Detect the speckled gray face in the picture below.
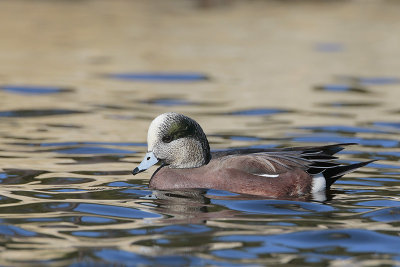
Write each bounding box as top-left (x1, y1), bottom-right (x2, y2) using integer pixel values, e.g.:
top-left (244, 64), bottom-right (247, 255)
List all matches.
top-left (132, 112), bottom-right (211, 174)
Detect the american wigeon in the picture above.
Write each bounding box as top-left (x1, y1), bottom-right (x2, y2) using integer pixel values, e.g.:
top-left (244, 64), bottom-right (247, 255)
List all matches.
top-left (132, 112), bottom-right (374, 198)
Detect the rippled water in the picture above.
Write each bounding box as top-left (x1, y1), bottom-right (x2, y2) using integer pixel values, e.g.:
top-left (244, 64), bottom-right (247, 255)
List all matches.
top-left (1, 1), bottom-right (400, 266)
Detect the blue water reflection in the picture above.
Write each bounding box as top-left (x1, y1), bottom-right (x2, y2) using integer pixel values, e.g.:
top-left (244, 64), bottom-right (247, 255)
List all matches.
top-left (107, 72), bottom-right (209, 82)
top-left (0, 85), bottom-right (72, 95)
top-left (358, 77), bottom-right (400, 85)
top-left (211, 199), bottom-right (335, 215)
top-left (355, 200), bottom-right (400, 207)
top-left (74, 203), bottom-right (161, 219)
top-left (314, 43), bottom-right (344, 52)
top-left (315, 84), bottom-right (368, 93)
top-left (0, 109), bottom-right (85, 117)
top-left (94, 249), bottom-right (153, 265)
top-left (218, 229), bottom-right (400, 257)
top-left (55, 146), bottom-right (135, 154)
top-left (362, 207), bottom-right (400, 222)
top-left (228, 108), bottom-right (290, 116)
top-left (373, 121), bottom-right (400, 129)
top-left (81, 216), bottom-right (116, 224)
top-left (152, 224), bottom-right (211, 235)
top-left (38, 142), bottom-right (146, 147)
top-left (140, 98), bottom-right (196, 106)
top-left (300, 125), bottom-right (387, 134)
top-left (0, 224), bottom-right (37, 237)
top-left (292, 134), bottom-right (399, 148)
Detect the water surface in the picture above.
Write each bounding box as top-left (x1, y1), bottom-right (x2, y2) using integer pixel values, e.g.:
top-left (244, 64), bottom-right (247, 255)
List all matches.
top-left (1, 1), bottom-right (400, 266)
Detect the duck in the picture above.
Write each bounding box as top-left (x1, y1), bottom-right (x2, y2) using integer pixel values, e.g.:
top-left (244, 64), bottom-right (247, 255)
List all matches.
top-left (132, 112), bottom-right (374, 198)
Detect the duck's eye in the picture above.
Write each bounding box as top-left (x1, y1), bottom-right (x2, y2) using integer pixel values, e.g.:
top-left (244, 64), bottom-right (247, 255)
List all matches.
top-left (162, 135), bottom-right (173, 143)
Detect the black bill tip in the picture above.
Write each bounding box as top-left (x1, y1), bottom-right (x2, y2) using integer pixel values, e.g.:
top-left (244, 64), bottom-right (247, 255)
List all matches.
top-left (132, 167), bottom-right (142, 175)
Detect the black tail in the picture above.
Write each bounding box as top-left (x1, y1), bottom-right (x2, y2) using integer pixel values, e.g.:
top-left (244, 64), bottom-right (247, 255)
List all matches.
top-left (296, 142), bottom-right (357, 156)
top-left (323, 160), bottom-right (376, 188)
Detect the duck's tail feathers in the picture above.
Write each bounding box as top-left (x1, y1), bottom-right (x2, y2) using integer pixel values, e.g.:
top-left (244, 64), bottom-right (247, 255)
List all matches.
top-left (323, 160), bottom-right (376, 188)
top-left (299, 143), bottom-right (357, 156)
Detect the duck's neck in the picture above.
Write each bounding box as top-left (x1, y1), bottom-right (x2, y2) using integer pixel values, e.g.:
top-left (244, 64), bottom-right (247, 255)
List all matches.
top-left (203, 139), bottom-right (211, 165)
top-left (169, 137), bottom-right (211, 169)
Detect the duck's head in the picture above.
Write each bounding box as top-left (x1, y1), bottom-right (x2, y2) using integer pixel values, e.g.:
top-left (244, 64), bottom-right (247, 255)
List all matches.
top-left (132, 112), bottom-right (211, 175)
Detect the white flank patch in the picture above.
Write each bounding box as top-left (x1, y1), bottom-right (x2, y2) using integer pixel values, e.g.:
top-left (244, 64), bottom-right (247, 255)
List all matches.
top-left (312, 190), bottom-right (327, 202)
top-left (311, 173), bottom-right (326, 193)
top-left (257, 173), bottom-right (279, 178)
